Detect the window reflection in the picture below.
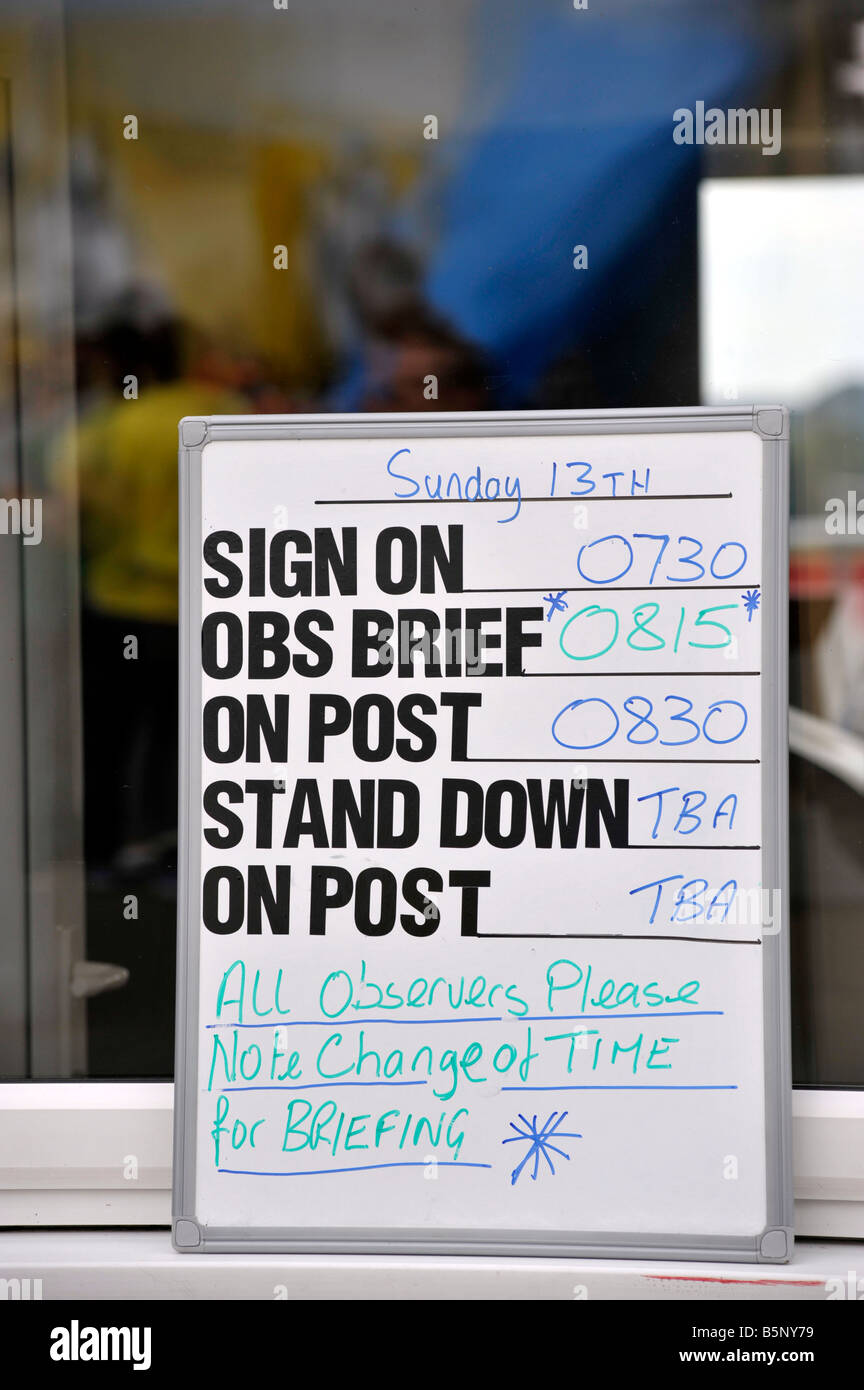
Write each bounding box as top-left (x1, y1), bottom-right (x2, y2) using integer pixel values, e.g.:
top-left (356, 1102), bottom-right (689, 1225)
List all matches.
top-left (1, 0), bottom-right (862, 1081)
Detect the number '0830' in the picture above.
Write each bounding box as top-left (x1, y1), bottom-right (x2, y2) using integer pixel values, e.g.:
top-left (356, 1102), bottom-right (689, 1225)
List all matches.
top-left (551, 695), bottom-right (749, 750)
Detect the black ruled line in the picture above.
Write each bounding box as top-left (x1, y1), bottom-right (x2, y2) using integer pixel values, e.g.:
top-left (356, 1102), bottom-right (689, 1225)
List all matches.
top-left (474, 932), bottom-right (762, 946)
top-left (521, 671), bottom-right (761, 677)
top-left (463, 757), bottom-right (760, 765)
top-left (624, 844), bottom-right (761, 851)
top-left (314, 493), bottom-right (734, 505)
top-left (459, 584), bottom-right (760, 592)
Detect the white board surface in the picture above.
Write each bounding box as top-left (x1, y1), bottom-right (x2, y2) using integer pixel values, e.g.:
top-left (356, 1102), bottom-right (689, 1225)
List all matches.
top-left (174, 409), bottom-right (792, 1260)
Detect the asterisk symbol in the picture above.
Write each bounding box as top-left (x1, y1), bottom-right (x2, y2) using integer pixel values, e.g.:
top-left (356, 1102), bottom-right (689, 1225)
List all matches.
top-left (502, 1111), bottom-right (581, 1185)
top-left (543, 590), bottom-right (569, 621)
top-left (741, 589), bottom-right (761, 622)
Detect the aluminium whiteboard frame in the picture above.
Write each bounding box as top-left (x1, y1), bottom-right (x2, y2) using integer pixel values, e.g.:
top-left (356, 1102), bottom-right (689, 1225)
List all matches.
top-left (173, 406), bottom-right (792, 1261)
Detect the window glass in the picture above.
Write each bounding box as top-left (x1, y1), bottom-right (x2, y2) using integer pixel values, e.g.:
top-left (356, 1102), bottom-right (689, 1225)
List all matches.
top-left (1, 0), bottom-right (861, 1084)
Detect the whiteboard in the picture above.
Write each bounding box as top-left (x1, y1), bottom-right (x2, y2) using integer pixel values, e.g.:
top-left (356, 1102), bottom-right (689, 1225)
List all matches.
top-left (173, 408), bottom-right (792, 1261)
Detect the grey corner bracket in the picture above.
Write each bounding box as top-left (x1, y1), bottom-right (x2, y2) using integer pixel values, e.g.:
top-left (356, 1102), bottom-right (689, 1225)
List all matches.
top-left (754, 407), bottom-right (788, 440)
top-left (759, 1227), bottom-right (793, 1262)
top-left (173, 1219), bottom-right (203, 1251)
top-left (180, 418), bottom-right (209, 448)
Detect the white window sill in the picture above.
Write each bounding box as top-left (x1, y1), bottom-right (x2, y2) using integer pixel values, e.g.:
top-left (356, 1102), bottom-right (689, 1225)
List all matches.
top-left (4, 1084), bottom-right (864, 1238)
top-left (0, 1231), bottom-right (861, 1300)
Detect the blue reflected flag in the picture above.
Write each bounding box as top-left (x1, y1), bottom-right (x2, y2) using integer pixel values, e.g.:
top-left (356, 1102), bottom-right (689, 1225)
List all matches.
top-left (417, 2), bottom-right (775, 398)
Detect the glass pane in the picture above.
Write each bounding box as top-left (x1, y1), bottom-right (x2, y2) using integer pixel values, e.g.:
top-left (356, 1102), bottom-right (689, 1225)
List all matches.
top-left (2, 0), bottom-right (863, 1083)
top-left (700, 174), bottom-right (864, 1086)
